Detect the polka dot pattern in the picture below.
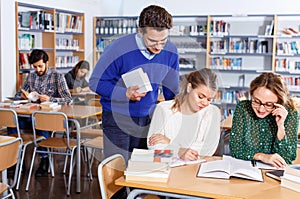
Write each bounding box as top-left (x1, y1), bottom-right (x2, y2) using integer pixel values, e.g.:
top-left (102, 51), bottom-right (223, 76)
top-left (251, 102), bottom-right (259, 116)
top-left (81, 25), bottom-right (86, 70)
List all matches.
top-left (229, 100), bottom-right (299, 164)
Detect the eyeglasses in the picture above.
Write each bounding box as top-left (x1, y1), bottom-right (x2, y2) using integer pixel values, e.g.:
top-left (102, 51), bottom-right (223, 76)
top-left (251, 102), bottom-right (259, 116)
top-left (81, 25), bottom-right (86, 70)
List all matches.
top-left (251, 98), bottom-right (276, 110)
top-left (144, 37), bottom-right (168, 48)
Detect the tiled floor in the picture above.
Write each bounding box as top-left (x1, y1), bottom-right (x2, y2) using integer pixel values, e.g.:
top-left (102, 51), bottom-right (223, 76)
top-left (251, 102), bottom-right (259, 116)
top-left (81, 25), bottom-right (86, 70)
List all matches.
top-left (7, 148), bottom-right (104, 199)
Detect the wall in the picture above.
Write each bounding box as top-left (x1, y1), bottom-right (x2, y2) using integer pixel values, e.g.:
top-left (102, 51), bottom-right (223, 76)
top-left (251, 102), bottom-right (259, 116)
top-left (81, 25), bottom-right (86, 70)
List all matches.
top-left (1, 0), bottom-right (300, 100)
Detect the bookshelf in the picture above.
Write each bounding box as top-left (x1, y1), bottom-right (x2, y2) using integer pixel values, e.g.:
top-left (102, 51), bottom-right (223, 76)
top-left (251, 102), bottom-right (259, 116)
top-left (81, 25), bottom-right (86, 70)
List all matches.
top-left (93, 16), bottom-right (138, 65)
top-left (15, 2), bottom-right (85, 91)
top-left (92, 14), bottom-right (300, 110)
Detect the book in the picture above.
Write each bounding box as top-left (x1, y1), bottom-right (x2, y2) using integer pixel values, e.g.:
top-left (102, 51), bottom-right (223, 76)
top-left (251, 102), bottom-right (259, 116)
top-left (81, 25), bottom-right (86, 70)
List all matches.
top-left (266, 170), bottom-right (284, 181)
top-left (40, 102), bottom-right (61, 110)
top-left (131, 148), bottom-right (174, 163)
top-left (197, 155), bottom-right (263, 182)
top-left (285, 164), bottom-right (300, 177)
top-left (19, 103), bottom-right (40, 110)
top-left (121, 68), bottom-right (153, 93)
top-left (170, 157), bottom-right (206, 168)
top-left (125, 160), bottom-right (170, 183)
top-left (281, 176), bottom-right (300, 192)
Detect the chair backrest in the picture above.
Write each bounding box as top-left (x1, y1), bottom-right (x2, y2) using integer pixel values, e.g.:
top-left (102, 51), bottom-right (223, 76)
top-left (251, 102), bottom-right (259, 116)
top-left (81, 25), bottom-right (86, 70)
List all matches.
top-left (0, 108), bottom-right (21, 138)
top-left (98, 154), bottom-right (126, 199)
top-left (0, 137), bottom-right (22, 172)
top-left (32, 111), bottom-right (71, 146)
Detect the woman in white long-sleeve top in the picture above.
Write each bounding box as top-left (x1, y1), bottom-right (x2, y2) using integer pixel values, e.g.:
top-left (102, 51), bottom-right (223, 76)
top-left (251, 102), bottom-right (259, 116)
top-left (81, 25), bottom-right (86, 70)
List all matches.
top-left (147, 68), bottom-right (221, 161)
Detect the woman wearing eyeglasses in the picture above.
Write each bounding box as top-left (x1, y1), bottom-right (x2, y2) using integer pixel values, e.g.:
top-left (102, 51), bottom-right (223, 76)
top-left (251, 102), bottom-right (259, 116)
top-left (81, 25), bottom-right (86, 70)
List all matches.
top-left (229, 72), bottom-right (299, 168)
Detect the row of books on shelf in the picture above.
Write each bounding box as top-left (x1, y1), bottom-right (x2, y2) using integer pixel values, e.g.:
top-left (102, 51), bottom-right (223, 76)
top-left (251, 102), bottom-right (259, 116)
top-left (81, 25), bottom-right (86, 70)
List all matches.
top-left (213, 90), bottom-right (249, 104)
top-left (210, 40), bottom-right (269, 54)
top-left (275, 59), bottom-right (300, 73)
top-left (95, 18), bottom-right (137, 35)
top-left (210, 57), bottom-right (242, 70)
top-left (19, 53), bottom-right (30, 69)
top-left (56, 38), bottom-right (80, 50)
top-left (18, 34), bottom-right (34, 50)
top-left (18, 11), bottom-right (53, 31)
top-left (284, 76), bottom-right (300, 87)
top-left (170, 24), bottom-right (207, 36)
top-left (56, 13), bottom-right (83, 33)
top-left (56, 56), bottom-right (79, 68)
top-left (277, 41), bottom-right (300, 56)
top-left (209, 20), bottom-right (230, 36)
top-left (228, 39), bottom-right (268, 54)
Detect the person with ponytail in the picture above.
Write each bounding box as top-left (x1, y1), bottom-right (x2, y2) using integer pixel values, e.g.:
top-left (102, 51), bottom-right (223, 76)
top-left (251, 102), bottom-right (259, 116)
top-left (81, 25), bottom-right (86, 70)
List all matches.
top-left (147, 68), bottom-right (221, 161)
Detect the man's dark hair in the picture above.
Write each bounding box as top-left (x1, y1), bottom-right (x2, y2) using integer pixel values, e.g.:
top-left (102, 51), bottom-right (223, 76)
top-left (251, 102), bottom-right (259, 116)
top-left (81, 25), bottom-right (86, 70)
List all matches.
top-left (28, 49), bottom-right (49, 64)
top-left (138, 5), bottom-right (173, 31)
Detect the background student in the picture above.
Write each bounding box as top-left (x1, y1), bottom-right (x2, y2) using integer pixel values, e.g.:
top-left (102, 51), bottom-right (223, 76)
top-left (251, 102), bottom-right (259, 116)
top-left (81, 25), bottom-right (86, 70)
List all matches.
top-left (147, 68), bottom-right (221, 161)
top-left (89, 5), bottom-right (180, 162)
top-left (10, 49), bottom-right (72, 176)
top-left (65, 60), bottom-right (91, 93)
top-left (229, 72), bottom-right (299, 168)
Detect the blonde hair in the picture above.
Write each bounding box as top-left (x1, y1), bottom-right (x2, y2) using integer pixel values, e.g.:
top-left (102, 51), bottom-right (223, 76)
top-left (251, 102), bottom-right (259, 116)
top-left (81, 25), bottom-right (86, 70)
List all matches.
top-left (250, 72), bottom-right (295, 110)
top-left (172, 68), bottom-right (218, 111)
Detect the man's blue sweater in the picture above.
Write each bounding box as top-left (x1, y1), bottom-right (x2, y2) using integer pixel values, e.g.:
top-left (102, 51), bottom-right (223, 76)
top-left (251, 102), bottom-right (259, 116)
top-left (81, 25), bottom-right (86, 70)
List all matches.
top-left (89, 33), bottom-right (179, 117)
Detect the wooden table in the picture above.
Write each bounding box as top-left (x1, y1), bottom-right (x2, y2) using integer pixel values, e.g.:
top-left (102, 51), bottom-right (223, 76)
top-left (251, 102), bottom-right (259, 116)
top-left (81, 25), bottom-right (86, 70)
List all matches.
top-left (0, 135), bottom-right (17, 195)
top-left (12, 105), bottom-right (102, 193)
top-left (115, 156), bottom-right (300, 199)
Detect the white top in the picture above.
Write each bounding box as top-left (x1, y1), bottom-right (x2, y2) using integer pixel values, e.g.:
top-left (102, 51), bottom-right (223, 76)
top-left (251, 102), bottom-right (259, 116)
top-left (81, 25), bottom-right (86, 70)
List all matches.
top-left (147, 100), bottom-right (221, 156)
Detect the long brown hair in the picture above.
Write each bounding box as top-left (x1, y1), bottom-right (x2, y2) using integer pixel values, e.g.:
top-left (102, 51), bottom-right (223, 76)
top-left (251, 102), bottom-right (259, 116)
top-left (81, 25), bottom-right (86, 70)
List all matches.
top-left (250, 72), bottom-right (295, 110)
top-left (172, 68), bottom-right (218, 111)
top-left (73, 60), bottom-right (90, 77)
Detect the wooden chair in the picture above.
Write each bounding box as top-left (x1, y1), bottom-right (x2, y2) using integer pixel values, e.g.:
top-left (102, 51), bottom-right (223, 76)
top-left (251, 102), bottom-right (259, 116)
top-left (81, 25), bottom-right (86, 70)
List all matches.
top-left (25, 111), bottom-right (77, 196)
top-left (0, 137), bottom-right (22, 199)
top-left (83, 135), bottom-right (103, 180)
top-left (0, 108), bottom-right (45, 190)
top-left (98, 154), bottom-right (189, 199)
top-left (98, 154), bottom-right (128, 199)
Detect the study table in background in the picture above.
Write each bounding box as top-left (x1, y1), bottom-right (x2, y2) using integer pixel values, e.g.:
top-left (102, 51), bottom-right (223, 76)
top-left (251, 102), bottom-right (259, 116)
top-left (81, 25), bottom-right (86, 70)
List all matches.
top-left (115, 156), bottom-right (300, 199)
top-left (10, 105), bottom-right (102, 193)
top-left (0, 135), bottom-right (17, 189)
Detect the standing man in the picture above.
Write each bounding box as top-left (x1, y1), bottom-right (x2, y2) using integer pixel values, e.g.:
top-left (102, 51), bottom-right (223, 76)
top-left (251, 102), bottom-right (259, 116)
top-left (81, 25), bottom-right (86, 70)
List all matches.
top-left (11, 49), bottom-right (72, 176)
top-left (89, 5), bottom-right (179, 162)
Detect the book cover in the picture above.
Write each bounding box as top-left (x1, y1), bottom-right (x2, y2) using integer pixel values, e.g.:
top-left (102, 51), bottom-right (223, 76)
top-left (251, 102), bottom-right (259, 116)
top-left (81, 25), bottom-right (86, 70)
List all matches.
top-left (281, 177), bottom-right (300, 193)
top-left (197, 156), bottom-right (263, 182)
top-left (285, 164), bottom-right (300, 177)
top-left (131, 148), bottom-right (174, 163)
top-left (121, 68), bottom-right (153, 93)
top-left (266, 170), bottom-right (284, 181)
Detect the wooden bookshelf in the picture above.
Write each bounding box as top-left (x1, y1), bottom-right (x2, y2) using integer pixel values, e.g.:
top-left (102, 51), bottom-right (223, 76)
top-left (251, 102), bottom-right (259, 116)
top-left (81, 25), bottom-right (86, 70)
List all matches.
top-left (15, 2), bottom-right (85, 91)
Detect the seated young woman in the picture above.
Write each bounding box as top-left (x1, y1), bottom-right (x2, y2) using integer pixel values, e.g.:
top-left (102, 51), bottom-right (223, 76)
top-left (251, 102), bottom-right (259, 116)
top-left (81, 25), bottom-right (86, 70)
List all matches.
top-left (147, 68), bottom-right (221, 161)
top-left (229, 72), bottom-right (299, 168)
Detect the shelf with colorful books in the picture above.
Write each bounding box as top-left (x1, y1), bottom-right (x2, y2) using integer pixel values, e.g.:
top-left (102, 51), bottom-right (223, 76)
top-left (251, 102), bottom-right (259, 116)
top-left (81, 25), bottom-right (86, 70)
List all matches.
top-left (15, 2), bottom-right (85, 91)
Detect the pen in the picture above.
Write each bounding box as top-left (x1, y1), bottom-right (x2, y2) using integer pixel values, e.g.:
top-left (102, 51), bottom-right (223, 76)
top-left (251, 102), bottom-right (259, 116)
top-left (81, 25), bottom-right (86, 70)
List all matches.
top-left (251, 160), bottom-right (257, 167)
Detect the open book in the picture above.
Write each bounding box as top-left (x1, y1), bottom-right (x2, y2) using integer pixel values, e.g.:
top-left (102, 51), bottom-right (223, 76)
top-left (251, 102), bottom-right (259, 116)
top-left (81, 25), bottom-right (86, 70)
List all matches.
top-left (197, 155), bottom-right (263, 182)
top-left (121, 68), bottom-right (153, 93)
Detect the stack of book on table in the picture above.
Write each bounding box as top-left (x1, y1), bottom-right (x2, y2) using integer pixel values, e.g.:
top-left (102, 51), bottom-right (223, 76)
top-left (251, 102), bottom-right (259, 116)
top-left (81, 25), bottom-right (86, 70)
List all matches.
top-left (39, 102), bottom-right (61, 111)
top-left (281, 164), bottom-right (300, 192)
top-left (124, 148), bottom-right (173, 183)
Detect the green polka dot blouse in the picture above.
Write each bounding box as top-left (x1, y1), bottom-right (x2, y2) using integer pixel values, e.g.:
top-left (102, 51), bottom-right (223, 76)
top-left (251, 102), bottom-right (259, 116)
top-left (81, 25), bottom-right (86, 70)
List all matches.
top-left (229, 100), bottom-right (299, 164)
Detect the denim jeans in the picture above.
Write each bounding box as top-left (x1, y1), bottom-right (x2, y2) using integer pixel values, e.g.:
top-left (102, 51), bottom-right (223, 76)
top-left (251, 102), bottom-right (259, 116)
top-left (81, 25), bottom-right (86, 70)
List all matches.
top-left (102, 111), bottom-right (151, 163)
top-left (7, 116), bottom-right (50, 157)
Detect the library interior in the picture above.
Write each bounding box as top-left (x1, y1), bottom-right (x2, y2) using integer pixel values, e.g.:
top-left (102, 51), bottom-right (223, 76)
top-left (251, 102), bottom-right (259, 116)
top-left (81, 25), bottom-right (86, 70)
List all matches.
top-left (1, 0), bottom-right (300, 198)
